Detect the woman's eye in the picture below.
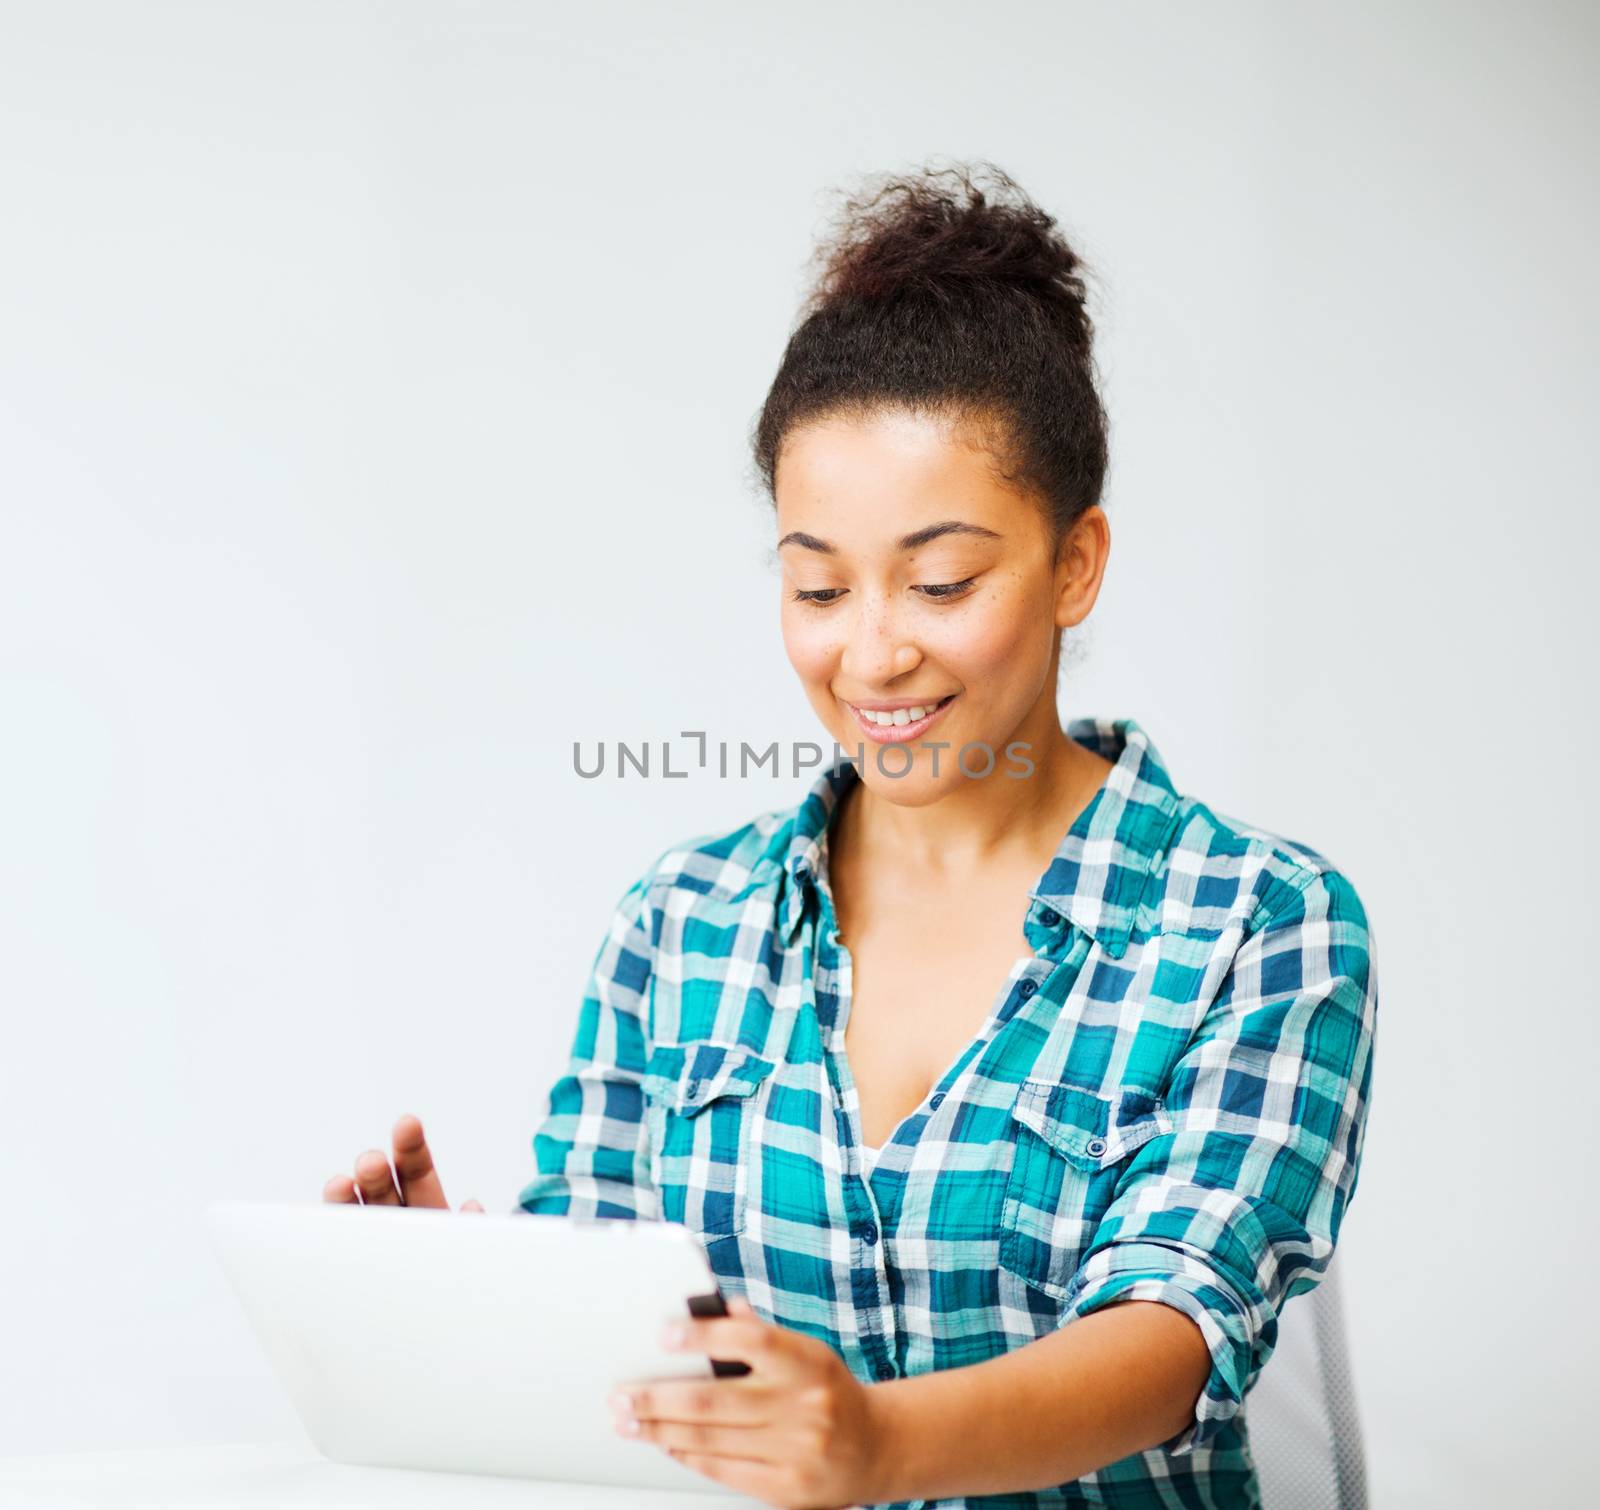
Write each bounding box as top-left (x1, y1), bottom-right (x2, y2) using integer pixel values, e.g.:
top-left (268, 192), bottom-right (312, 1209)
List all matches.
top-left (915, 577), bottom-right (977, 601)
top-left (791, 587), bottom-right (846, 605)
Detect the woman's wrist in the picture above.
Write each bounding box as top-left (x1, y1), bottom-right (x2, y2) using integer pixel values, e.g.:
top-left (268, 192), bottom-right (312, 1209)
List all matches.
top-left (861, 1376), bottom-right (917, 1506)
top-left (864, 1375), bottom-right (934, 1503)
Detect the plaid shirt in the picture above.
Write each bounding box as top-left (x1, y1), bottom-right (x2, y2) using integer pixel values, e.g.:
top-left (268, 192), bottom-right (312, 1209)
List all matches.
top-left (518, 717), bottom-right (1378, 1510)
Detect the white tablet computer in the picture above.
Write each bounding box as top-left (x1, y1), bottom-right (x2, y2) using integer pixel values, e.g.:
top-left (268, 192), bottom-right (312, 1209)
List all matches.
top-left (207, 1201), bottom-right (756, 1498)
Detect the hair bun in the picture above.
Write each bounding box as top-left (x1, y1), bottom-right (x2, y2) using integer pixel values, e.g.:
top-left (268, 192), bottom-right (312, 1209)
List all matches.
top-left (807, 160), bottom-right (1090, 327)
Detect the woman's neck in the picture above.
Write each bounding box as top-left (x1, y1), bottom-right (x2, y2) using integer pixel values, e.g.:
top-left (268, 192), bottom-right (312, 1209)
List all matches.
top-left (832, 718), bottom-right (1115, 884)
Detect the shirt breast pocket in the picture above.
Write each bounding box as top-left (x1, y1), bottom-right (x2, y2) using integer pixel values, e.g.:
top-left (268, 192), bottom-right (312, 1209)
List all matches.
top-left (643, 1040), bottom-right (777, 1240)
top-left (998, 1080), bottom-right (1173, 1300)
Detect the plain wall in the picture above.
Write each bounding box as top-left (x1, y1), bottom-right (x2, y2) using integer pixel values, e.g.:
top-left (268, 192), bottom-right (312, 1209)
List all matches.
top-left (2, 3), bottom-right (1595, 1504)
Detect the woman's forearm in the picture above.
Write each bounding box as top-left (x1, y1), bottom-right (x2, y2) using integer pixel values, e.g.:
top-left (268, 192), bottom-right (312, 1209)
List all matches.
top-left (863, 1298), bottom-right (1212, 1504)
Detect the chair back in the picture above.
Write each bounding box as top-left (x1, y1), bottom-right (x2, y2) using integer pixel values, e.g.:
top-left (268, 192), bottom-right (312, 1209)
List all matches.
top-left (1248, 1249), bottom-right (1369, 1509)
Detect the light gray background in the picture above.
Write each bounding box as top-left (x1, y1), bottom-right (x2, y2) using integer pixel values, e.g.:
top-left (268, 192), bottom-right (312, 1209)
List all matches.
top-left (2, 3), bottom-right (1595, 1504)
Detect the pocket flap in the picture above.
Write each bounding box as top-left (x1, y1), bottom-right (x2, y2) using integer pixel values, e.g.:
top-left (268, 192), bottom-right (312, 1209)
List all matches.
top-left (1011, 1082), bottom-right (1112, 1169)
top-left (644, 1041), bottom-right (777, 1117)
top-left (1011, 1081), bottom-right (1172, 1169)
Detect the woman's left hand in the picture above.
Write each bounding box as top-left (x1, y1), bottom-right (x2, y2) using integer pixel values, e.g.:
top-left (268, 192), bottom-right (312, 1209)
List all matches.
top-left (609, 1297), bottom-right (891, 1508)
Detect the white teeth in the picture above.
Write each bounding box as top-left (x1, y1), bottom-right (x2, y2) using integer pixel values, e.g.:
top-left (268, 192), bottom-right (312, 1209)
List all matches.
top-left (857, 699), bottom-right (945, 726)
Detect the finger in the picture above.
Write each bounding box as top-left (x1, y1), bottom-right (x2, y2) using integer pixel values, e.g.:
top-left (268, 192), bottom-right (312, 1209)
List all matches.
top-left (624, 1418), bottom-right (776, 1461)
top-left (322, 1175), bottom-right (358, 1204)
top-left (612, 1379), bottom-right (772, 1428)
top-left (354, 1148), bottom-right (403, 1206)
top-left (390, 1115), bottom-right (448, 1209)
top-left (661, 1445), bottom-right (791, 1503)
top-left (724, 1297), bottom-right (757, 1318)
top-left (662, 1316), bottom-right (782, 1372)
top-left (459, 1198), bottom-right (484, 1213)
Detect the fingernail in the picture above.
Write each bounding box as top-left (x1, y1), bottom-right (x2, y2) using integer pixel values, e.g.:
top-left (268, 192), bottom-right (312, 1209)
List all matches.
top-left (608, 1391), bottom-right (633, 1412)
top-left (659, 1324), bottom-right (686, 1349)
top-left (613, 1415), bottom-right (639, 1437)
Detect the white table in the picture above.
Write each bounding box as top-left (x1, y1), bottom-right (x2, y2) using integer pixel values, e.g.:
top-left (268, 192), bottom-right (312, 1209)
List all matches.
top-left (0, 1441), bottom-right (770, 1509)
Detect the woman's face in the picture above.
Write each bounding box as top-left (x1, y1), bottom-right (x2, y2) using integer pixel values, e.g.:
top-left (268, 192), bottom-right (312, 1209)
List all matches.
top-left (774, 405), bottom-right (1108, 806)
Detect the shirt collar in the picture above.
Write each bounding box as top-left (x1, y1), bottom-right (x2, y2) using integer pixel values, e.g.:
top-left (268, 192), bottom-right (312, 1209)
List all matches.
top-left (774, 760), bottom-right (854, 943)
top-left (776, 718), bottom-right (1183, 958)
top-left (1028, 716), bottom-right (1185, 959)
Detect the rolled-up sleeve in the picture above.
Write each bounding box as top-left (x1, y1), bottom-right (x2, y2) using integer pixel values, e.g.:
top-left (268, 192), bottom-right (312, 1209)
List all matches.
top-left (1058, 864), bottom-right (1378, 1455)
top-left (516, 864), bottom-right (662, 1221)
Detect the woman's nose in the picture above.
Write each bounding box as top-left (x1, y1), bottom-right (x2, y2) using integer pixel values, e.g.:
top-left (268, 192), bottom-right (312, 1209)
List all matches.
top-left (840, 605), bottom-right (921, 687)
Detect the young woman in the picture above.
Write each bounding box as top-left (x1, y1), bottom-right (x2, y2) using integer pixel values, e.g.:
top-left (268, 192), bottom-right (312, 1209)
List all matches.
top-left (324, 162), bottom-right (1378, 1510)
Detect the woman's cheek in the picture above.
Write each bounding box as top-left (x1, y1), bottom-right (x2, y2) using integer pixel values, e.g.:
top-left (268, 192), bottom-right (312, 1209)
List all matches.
top-left (780, 611), bottom-right (839, 695)
top-left (931, 603), bottom-right (1030, 685)
top-left (930, 602), bottom-right (1049, 730)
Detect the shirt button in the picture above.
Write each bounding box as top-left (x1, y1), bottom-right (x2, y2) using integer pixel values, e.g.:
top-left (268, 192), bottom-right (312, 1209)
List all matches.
top-left (1086, 1136), bottom-right (1107, 1157)
top-left (685, 1080), bottom-right (701, 1099)
top-left (1017, 978), bottom-right (1037, 999)
top-left (1038, 907), bottom-right (1060, 927)
top-left (875, 1362), bottom-right (895, 1381)
top-left (857, 1222), bottom-right (878, 1246)
top-left (929, 1092), bottom-right (945, 1110)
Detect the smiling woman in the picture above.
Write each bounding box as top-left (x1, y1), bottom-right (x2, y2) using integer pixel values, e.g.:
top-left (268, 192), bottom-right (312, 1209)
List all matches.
top-left (326, 160), bottom-right (1378, 1510)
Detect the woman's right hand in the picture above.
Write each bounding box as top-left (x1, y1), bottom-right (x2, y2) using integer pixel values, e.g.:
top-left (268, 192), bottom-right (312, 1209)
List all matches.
top-left (322, 1114), bottom-right (484, 1212)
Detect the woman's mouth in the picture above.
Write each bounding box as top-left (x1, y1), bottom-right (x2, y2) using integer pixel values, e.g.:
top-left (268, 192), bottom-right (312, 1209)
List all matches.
top-left (843, 693), bottom-right (959, 744)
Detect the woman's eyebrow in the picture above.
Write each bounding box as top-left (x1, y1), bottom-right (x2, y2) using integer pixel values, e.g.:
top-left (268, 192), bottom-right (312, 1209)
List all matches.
top-left (776, 520), bottom-right (1003, 554)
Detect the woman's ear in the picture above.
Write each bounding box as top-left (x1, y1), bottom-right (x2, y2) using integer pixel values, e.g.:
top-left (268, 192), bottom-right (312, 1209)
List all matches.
top-left (1054, 505), bottom-right (1111, 630)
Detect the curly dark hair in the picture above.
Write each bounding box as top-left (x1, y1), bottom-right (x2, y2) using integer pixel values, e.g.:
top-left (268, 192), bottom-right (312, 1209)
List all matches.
top-left (750, 159), bottom-right (1110, 550)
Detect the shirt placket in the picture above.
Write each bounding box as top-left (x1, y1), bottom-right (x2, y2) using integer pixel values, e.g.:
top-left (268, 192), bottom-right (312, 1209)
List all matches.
top-left (808, 883), bottom-right (902, 1386)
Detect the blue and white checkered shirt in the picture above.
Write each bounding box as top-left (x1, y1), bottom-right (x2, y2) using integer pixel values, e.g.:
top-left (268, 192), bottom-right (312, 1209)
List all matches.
top-left (519, 716), bottom-right (1378, 1509)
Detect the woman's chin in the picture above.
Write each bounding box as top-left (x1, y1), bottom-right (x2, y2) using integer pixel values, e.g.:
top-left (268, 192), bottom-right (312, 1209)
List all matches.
top-left (843, 744), bottom-right (974, 800)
